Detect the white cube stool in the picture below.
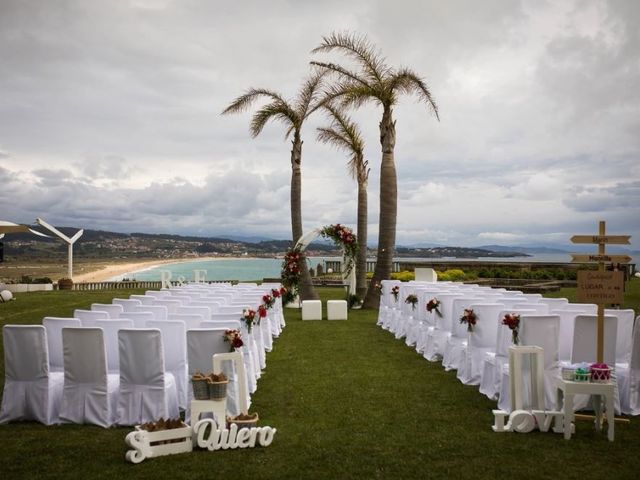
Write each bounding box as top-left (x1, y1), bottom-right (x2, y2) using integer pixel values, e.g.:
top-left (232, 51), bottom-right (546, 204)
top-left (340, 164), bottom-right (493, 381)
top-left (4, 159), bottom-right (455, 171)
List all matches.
top-left (302, 300), bottom-right (322, 320)
top-left (327, 300), bottom-right (348, 320)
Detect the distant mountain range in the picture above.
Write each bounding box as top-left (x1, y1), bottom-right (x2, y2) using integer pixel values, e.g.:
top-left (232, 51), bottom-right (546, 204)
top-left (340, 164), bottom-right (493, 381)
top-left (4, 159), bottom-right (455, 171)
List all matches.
top-left (1, 227), bottom-right (536, 260)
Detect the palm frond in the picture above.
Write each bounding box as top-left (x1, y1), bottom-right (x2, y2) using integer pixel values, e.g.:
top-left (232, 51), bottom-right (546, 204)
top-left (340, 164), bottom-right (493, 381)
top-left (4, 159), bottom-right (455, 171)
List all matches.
top-left (311, 31), bottom-right (389, 84)
top-left (296, 69), bottom-right (328, 120)
top-left (250, 103), bottom-right (298, 138)
top-left (316, 127), bottom-right (353, 153)
top-left (389, 68), bottom-right (439, 120)
top-left (310, 61), bottom-right (370, 88)
top-left (322, 103), bottom-right (364, 155)
top-left (222, 88), bottom-right (290, 115)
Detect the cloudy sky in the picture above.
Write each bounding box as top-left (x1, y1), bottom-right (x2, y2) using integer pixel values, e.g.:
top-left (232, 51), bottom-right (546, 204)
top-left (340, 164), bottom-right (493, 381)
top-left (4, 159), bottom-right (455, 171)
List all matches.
top-left (1, 0), bottom-right (638, 248)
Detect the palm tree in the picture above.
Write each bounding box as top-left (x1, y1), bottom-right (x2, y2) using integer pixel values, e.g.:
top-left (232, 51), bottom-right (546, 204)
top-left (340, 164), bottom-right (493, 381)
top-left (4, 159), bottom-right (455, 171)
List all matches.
top-left (222, 71), bottom-right (326, 301)
top-left (317, 104), bottom-right (369, 300)
top-left (311, 32), bottom-right (439, 308)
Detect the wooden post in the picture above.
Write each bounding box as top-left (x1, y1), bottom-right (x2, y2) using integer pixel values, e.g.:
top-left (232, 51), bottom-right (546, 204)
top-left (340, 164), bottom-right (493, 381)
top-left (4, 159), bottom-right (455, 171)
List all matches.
top-left (571, 221), bottom-right (631, 364)
top-left (596, 221), bottom-right (605, 363)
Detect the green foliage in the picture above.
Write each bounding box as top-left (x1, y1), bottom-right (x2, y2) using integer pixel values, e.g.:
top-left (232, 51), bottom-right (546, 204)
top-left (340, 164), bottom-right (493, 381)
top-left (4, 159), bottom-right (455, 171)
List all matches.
top-left (391, 270), bottom-right (414, 281)
top-left (475, 267), bottom-right (579, 281)
top-left (17, 276), bottom-right (53, 284)
top-left (436, 269), bottom-right (466, 281)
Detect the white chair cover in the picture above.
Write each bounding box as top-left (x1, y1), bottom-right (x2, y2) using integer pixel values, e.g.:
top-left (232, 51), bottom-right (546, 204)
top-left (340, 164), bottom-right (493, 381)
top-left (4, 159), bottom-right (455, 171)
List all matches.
top-left (186, 329), bottom-right (242, 419)
top-left (42, 317), bottom-right (81, 372)
top-left (151, 299), bottom-right (183, 314)
top-left (423, 293), bottom-right (465, 361)
top-left (122, 311), bottom-right (155, 328)
top-left (539, 298), bottom-right (569, 309)
top-left (129, 294), bottom-right (155, 305)
top-left (498, 315), bottom-right (560, 412)
top-left (176, 305), bottom-right (212, 320)
top-left (551, 309), bottom-right (593, 361)
top-left (622, 317), bottom-right (640, 415)
top-left (0, 325), bottom-right (63, 425)
top-left (112, 298), bottom-right (143, 312)
top-left (146, 320), bottom-right (188, 409)
top-left (134, 304), bottom-right (168, 320)
top-left (442, 297), bottom-right (484, 371)
top-left (91, 319), bottom-right (135, 373)
top-left (457, 303), bottom-right (505, 385)
top-left (91, 303), bottom-right (123, 319)
top-left (609, 310), bottom-right (637, 415)
top-left (479, 309), bottom-right (538, 400)
top-left (168, 313), bottom-right (204, 330)
top-left (116, 329), bottom-right (179, 425)
top-left (60, 327), bottom-right (119, 427)
top-left (511, 303), bottom-right (549, 314)
top-left (74, 309), bottom-right (109, 323)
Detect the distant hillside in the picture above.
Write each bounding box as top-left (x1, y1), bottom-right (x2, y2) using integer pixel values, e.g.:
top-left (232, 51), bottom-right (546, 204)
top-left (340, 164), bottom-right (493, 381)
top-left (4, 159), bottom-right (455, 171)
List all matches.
top-left (478, 244), bottom-right (569, 254)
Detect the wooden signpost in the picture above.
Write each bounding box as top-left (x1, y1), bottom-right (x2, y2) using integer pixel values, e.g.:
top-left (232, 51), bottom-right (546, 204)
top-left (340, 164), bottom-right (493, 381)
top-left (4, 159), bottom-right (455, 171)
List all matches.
top-left (571, 221), bottom-right (631, 363)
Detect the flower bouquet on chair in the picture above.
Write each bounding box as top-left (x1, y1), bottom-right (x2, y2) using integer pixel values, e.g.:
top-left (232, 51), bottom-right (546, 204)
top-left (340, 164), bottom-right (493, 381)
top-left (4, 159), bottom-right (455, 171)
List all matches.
top-left (460, 309), bottom-right (477, 332)
top-left (426, 298), bottom-right (442, 317)
top-left (405, 294), bottom-right (418, 311)
top-left (391, 286), bottom-right (400, 302)
top-left (501, 313), bottom-right (520, 345)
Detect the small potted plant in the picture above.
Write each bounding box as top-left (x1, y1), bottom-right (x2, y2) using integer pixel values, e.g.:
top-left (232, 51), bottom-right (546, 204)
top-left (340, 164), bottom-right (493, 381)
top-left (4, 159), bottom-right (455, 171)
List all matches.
top-left (58, 278), bottom-right (73, 290)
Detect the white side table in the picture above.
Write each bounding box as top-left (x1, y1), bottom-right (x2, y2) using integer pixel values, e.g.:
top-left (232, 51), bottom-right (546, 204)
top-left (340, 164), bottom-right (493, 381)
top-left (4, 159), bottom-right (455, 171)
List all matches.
top-left (555, 378), bottom-right (615, 441)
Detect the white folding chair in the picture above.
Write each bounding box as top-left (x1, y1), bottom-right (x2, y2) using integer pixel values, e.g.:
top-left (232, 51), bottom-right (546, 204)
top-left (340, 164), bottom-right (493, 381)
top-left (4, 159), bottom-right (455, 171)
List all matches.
top-left (91, 319), bottom-right (135, 373)
top-left (129, 294), bottom-right (155, 305)
top-left (42, 317), bottom-right (81, 372)
top-left (511, 303), bottom-right (548, 314)
top-left (60, 327), bottom-right (119, 427)
top-left (116, 329), bottom-right (179, 426)
top-left (539, 297), bottom-right (569, 310)
top-left (134, 304), bottom-right (168, 320)
top-left (0, 325), bottom-right (63, 425)
top-left (146, 320), bottom-right (188, 409)
top-left (551, 309), bottom-right (593, 362)
top-left (74, 309), bottom-right (109, 324)
top-left (608, 310), bottom-right (637, 414)
top-left (622, 317), bottom-right (640, 415)
top-left (422, 293), bottom-right (465, 361)
top-left (91, 303), bottom-right (123, 319)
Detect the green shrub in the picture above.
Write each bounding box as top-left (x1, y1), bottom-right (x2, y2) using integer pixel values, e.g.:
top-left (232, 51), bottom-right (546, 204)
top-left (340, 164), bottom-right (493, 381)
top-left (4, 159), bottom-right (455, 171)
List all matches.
top-left (391, 271), bottom-right (415, 281)
top-left (437, 269), bottom-right (466, 281)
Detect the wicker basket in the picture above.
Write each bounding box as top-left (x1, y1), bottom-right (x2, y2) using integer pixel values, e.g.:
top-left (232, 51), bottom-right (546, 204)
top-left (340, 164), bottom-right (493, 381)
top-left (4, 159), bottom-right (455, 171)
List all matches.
top-left (574, 370), bottom-right (591, 382)
top-left (207, 379), bottom-right (228, 400)
top-left (192, 378), bottom-right (209, 400)
top-left (591, 367), bottom-right (612, 383)
top-left (227, 413), bottom-right (259, 430)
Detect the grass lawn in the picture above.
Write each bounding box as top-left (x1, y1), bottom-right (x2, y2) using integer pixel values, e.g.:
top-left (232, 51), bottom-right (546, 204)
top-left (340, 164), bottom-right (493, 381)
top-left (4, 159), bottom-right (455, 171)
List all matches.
top-left (0, 283), bottom-right (639, 479)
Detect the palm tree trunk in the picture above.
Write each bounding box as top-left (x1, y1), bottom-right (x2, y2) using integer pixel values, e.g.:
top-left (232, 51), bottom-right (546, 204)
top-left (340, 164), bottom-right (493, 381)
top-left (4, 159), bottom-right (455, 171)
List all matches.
top-left (363, 107), bottom-right (396, 309)
top-left (290, 132), bottom-right (318, 301)
top-left (355, 174), bottom-right (368, 300)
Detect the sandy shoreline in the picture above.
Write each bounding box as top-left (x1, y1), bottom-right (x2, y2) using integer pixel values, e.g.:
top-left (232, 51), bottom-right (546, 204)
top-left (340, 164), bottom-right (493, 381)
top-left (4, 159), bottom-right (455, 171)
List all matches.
top-left (73, 256), bottom-right (237, 283)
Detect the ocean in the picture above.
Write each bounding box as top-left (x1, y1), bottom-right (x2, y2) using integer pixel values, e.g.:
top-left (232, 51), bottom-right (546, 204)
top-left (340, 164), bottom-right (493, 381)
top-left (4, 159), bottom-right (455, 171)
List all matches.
top-left (111, 253), bottom-right (639, 282)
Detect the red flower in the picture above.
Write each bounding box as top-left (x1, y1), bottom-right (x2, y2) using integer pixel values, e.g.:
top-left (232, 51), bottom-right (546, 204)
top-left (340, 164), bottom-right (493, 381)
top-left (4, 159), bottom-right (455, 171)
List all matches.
top-left (258, 305), bottom-right (268, 318)
top-left (271, 288), bottom-right (281, 298)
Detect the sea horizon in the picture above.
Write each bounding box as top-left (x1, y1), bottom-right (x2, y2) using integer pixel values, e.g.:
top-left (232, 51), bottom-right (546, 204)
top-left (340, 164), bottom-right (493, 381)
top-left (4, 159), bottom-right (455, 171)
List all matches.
top-left (109, 252), bottom-right (640, 282)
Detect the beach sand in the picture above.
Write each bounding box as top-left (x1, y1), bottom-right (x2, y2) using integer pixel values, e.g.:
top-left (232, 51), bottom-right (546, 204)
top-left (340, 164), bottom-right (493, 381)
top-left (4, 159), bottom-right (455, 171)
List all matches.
top-left (72, 256), bottom-right (239, 283)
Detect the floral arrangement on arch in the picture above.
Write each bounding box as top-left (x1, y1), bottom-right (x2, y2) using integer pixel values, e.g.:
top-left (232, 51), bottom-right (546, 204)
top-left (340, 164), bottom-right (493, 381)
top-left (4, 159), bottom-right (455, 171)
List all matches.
top-left (320, 224), bottom-right (358, 276)
top-left (405, 294), bottom-right (418, 310)
top-left (426, 298), bottom-right (442, 317)
top-left (460, 308), bottom-right (477, 332)
top-left (502, 313), bottom-right (520, 345)
top-left (223, 329), bottom-right (244, 352)
top-left (391, 285), bottom-right (400, 302)
top-left (280, 247), bottom-right (302, 305)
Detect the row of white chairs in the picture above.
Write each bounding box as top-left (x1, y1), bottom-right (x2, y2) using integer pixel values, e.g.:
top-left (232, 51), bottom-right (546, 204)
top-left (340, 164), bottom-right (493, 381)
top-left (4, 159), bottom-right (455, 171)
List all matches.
top-left (378, 280), bottom-right (640, 416)
top-left (0, 283), bottom-right (286, 427)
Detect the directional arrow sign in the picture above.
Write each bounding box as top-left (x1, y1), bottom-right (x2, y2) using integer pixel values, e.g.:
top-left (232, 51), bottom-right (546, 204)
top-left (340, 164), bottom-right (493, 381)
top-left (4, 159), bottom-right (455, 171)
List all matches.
top-left (571, 235), bottom-right (631, 245)
top-left (571, 254), bottom-right (632, 263)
